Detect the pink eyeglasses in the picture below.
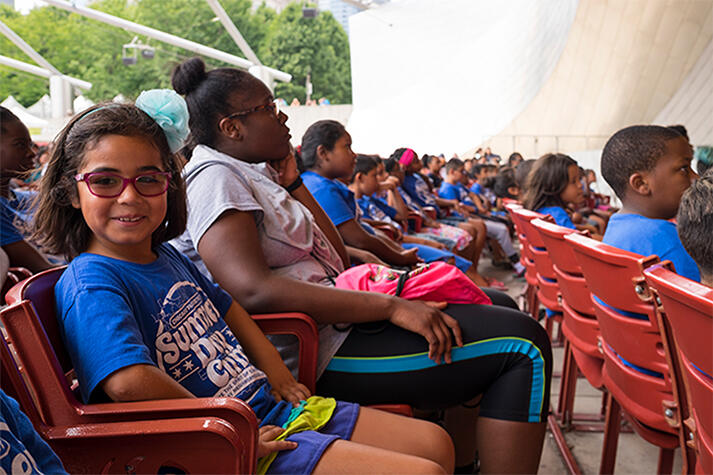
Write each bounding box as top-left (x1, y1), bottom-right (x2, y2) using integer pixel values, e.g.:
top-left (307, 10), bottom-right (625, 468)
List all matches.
top-left (74, 171), bottom-right (172, 198)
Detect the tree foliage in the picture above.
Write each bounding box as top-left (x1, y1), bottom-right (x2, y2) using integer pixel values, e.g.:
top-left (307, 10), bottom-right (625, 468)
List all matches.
top-left (260, 3), bottom-right (351, 104)
top-left (0, 0), bottom-right (350, 107)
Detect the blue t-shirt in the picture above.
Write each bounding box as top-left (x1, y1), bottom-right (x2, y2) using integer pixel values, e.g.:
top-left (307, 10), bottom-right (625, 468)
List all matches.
top-left (301, 171), bottom-right (356, 226)
top-left (536, 206), bottom-right (575, 230)
top-left (357, 195), bottom-right (401, 230)
top-left (469, 182), bottom-right (483, 195)
top-left (0, 389), bottom-right (66, 474)
top-left (402, 174), bottom-right (439, 209)
top-left (55, 243), bottom-right (290, 426)
top-left (0, 190), bottom-right (35, 246)
top-left (603, 213), bottom-right (700, 282)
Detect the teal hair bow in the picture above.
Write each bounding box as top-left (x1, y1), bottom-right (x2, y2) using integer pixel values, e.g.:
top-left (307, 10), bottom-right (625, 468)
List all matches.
top-left (136, 89), bottom-right (189, 154)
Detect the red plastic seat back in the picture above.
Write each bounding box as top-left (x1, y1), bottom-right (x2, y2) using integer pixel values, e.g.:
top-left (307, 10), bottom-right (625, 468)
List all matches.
top-left (644, 264), bottom-right (713, 472)
top-left (565, 233), bottom-right (675, 434)
top-left (532, 219), bottom-right (594, 316)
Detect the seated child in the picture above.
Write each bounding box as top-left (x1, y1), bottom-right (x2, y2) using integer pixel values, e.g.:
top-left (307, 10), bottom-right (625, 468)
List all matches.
top-left (0, 107), bottom-right (52, 272)
top-left (0, 389), bottom-right (67, 474)
top-left (440, 159), bottom-right (525, 276)
top-left (348, 154), bottom-right (488, 284)
top-left (300, 123), bottom-right (488, 286)
top-left (676, 169), bottom-right (713, 287)
top-left (600, 125), bottom-right (699, 282)
top-left (34, 93), bottom-right (454, 475)
top-left (522, 153), bottom-right (584, 231)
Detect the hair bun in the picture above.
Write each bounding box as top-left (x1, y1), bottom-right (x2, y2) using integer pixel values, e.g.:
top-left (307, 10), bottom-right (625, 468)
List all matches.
top-left (172, 57), bottom-right (207, 96)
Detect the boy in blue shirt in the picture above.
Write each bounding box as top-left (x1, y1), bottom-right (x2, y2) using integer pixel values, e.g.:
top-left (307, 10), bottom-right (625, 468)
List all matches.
top-left (676, 169), bottom-right (713, 287)
top-left (439, 159), bottom-right (525, 275)
top-left (600, 125), bottom-right (700, 282)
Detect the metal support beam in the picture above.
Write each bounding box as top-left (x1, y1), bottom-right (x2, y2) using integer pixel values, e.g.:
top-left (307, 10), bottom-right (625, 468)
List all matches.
top-left (205, 0), bottom-right (261, 66)
top-left (43, 0), bottom-right (291, 83)
top-left (0, 20), bottom-right (61, 75)
top-left (0, 55), bottom-right (92, 90)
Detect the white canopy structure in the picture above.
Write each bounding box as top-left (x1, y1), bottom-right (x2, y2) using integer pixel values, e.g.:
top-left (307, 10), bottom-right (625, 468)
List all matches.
top-left (1, 95), bottom-right (49, 130)
top-left (347, 0), bottom-right (579, 156)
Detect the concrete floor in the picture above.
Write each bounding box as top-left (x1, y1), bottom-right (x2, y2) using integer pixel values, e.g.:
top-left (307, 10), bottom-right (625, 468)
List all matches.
top-left (480, 256), bottom-right (683, 475)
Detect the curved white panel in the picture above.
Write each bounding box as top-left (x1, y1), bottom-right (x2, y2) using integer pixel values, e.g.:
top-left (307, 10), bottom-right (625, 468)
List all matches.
top-left (654, 38), bottom-right (713, 146)
top-left (347, 0), bottom-right (579, 155)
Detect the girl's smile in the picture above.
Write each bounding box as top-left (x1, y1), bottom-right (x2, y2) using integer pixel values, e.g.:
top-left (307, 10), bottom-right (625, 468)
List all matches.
top-left (73, 134), bottom-right (168, 263)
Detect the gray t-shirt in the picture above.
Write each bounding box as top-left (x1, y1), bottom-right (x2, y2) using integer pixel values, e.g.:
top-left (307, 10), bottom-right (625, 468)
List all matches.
top-left (170, 145), bottom-right (350, 378)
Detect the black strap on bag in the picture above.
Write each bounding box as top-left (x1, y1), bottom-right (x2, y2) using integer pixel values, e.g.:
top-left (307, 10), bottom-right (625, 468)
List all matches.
top-left (334, 268), bottom-right (412, 335)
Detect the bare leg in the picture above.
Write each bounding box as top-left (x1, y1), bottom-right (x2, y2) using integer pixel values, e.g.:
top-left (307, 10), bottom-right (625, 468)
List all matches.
top-left (314, 407), bottom-right (454, 474)
top-left (349, 407), bottom-right (455, 472)
top-left (313, 440), bottom-right (446, 474)
top-left (476, 417), bottom-right (546, 474)
top-left (443, 399), bottom-right (480, 467)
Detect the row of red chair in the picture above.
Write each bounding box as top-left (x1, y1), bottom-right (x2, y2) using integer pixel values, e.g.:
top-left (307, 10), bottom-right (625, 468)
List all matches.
top-left (506, 205), bottom-right (713, 474)
top-left (0, 267), bottom-right (412, 473)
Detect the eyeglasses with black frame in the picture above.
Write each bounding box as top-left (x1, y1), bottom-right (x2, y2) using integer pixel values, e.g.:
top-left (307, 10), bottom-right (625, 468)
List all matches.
top-left (75, 171), bottom-right (172, 198)
top-left (224, 99), bottom-right (281, 120)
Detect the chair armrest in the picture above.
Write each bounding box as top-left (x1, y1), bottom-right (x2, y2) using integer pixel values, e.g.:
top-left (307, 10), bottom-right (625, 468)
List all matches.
top-left (422, 207), bottom-right (437, 220)
top-left (46, 416), bottom-right (254, 474)
top-left (253, 313), bottom-right (319, 392)
top-left (407, 212), bottom-right (423, 232)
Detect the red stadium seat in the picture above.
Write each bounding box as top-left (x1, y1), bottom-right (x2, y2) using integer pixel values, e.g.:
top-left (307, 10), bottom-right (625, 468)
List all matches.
top-left (531, 218), bottom-right (605, 429)
top-left (505, 205), bottom-right (540, 318)
top-left (644, 263), bottom-right (713, 474)
top-left (2, 267), bottom-right (258, 474)
top-left (565, 234), bottom-right (680, 474)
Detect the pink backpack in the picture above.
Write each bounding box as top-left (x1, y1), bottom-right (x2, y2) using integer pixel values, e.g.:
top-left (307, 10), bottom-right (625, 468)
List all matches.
top-left (335, 262), bottom-right (492, 305)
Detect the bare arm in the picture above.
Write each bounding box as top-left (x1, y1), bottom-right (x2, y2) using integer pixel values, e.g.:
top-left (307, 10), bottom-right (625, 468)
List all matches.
top-left (289, 183), bottom-right (350, 269)
top-left (101, 364), bottom-right (195, 402)
top-left (222, 302), bottom-right (310, 405)
top-left (336, 219), bottom-right (419, 267)
top-left (196, 210), bottom-right (462, 363)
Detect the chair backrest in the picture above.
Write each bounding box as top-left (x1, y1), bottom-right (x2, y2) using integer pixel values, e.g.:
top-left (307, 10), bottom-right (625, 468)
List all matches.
top-left (512, 209), bottom-right (558, 279)
top-left (531, 218), bottom-right (595, 316)
top-left (1, 267), bottom-right (86, 427)
top-left (565, 232), bottom-right (676, 434)
top-left (644, 264), bottom-right (713, 472)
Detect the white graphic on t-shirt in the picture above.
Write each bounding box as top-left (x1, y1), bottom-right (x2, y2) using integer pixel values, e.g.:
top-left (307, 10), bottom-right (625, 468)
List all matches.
top-left (0, 423), bottom-right (42, 475)
top-left (153, 281), bottom-right (267, 399)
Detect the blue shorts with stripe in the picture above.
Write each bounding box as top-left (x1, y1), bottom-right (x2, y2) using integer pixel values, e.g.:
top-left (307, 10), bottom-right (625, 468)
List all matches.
top-left (317, 301), bottom-right (552, 423)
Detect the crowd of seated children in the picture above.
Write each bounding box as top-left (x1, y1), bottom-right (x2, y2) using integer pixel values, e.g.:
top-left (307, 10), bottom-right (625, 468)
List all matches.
top-left (30, 94), bottom-right (456, 475)
top-left (599, 125), bottom-right (700, 282)
top-left (522, 153), bottom-right (603, 240)
top-left (297, 126), bottom-right (481, 282)
top-left (0, 106), bottom-right (53, 273)
top-left (379, 157), bottom-right (492, 283)
top-left (370, 157), bottom-right (474, 252)
top-left (162, 57), bottom-right (551, 473)
top-left (438, 159), bottom-right (525, 278)
top-left (346, 153), bottom-right (486, 284)
top-left (677, 169), bottom-right (713, 287)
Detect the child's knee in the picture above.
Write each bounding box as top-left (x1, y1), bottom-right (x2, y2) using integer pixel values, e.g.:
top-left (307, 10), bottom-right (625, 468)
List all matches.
top-left (421, 422), bottom-right (455, 472)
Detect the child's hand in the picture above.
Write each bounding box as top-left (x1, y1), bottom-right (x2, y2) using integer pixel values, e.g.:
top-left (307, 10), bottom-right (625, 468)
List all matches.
top-left (269, 152), bottom-right (300, 188)
top-left (257, 425), bottom-right (298, 458)
top-left (398, 247), bottom-right (422, 266)
top-left (268, 366), bottom-right (311, 407)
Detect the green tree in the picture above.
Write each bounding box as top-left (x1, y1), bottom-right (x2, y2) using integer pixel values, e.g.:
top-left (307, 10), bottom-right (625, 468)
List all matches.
top-left (0, 1), bottom-right (352, 107)
top-left (260, 3), bottom-right (351, 104)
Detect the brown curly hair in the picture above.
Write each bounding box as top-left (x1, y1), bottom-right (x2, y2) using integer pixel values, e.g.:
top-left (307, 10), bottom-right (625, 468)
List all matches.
top-left (30, 103), bottom-right (187, 260)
